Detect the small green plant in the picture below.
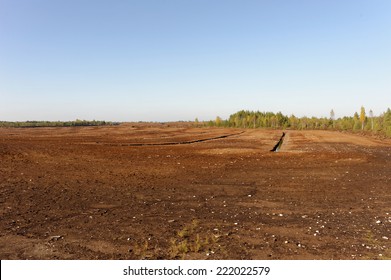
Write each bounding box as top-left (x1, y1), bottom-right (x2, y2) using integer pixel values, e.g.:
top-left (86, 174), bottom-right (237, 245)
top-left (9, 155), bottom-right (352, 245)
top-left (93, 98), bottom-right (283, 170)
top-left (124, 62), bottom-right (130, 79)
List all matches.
top-left (131, 239), bottom-right (149, 259)
top-left (169, 220), bottom-right (221, 259)
top-left (169, 238), bottom-right (189, 259)
top-left (191, 234), bottom-right (202, 253)
top-left (363, 230), bottom-right (391, 260)
top-left (177, 219), bottom-right (199, 238)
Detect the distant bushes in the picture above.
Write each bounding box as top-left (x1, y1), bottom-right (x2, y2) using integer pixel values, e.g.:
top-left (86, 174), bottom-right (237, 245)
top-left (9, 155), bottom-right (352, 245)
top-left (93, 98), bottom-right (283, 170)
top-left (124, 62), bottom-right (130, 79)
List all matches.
top-left (0, 119), bottom-right (120, 128)
top-left (206, 108), bottom-right (391, 138)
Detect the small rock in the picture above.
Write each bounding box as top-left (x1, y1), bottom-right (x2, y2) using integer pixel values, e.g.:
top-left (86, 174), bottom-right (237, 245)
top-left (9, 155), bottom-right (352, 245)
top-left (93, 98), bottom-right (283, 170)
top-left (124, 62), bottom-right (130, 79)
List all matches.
top-left (50, 235), bottom-right (63, 241)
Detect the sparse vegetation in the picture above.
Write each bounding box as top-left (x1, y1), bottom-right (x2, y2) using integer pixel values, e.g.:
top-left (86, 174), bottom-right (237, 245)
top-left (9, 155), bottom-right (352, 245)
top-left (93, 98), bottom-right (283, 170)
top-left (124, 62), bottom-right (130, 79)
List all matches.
top-left (129, 220), bottom-right (222, 260)
top-left (364, 230), bottom-right (391, 260)
top-left (168, 220), bottom-right (221, 259)
top-left (131, 239), bottom-right (150, 259)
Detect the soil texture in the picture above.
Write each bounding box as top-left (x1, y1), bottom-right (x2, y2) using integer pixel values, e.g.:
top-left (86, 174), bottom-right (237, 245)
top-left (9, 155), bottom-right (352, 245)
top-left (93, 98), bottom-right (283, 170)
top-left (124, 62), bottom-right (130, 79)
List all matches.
top-left (1, 124), bottom-right (390, 259)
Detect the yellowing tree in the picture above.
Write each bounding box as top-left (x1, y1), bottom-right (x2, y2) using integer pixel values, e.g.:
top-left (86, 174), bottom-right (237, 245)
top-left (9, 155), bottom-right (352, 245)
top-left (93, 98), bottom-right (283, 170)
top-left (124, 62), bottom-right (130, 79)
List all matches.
top-left (215, 116), bottom-right (222, 127)
top-left (360, 106), bottom-right (366, 130)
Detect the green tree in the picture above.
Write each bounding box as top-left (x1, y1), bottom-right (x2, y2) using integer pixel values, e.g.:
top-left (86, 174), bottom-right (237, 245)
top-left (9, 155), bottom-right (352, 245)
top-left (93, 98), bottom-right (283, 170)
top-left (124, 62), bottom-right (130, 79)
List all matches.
top-left (215, 116), bottom-right (222, 127)
top-left (369, 109), bottom-right (374, 130)
top-left (383, 108), bottom-right (391, 137)
top-left (330, 109), bottom-right (335, 128)
top-left (360, 106), bottom-right (366, 130)
top-left (289, 114), bottom-right (298, 129)
top-left (353, 112), bottom-right (361, 130)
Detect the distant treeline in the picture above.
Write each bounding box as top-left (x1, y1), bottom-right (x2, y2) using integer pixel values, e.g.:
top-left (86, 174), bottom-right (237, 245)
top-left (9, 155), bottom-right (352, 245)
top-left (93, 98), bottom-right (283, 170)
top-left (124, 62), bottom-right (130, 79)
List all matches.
top-left (0, 119), bottom-right (120, 128)
top-left (202, 107), bottom-right (391, 137)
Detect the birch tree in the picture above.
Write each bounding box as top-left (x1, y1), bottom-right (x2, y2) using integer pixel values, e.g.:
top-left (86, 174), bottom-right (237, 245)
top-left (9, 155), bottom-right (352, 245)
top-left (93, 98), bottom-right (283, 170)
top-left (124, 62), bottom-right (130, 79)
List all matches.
top-left (360, 106), bottom-right (366, 130)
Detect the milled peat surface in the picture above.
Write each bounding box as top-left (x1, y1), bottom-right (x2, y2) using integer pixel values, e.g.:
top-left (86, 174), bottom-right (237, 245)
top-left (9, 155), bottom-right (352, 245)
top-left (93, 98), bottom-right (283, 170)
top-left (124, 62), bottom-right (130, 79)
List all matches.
top-left (0, 124), bottom-right (390, 259)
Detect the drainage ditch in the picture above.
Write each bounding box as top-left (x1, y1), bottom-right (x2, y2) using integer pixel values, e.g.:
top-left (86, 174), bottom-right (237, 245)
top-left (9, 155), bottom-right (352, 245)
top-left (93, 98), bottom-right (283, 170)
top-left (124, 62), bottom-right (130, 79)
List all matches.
top-left (100, 131), bottom-right (245, 147)
top-left (270, 132), bottom-right (286, 152)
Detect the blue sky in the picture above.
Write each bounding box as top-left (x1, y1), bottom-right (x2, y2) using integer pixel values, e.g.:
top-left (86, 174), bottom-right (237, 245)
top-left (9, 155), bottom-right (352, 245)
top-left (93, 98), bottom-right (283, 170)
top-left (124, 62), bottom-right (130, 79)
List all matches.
top-left (1, 0), bottom-right (390, 121)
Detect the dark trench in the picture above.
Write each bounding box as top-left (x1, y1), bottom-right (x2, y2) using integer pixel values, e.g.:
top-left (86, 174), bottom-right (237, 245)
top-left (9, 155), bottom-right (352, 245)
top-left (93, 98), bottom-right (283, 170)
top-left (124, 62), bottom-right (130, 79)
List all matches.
top-left (270, 132), bottom-right (286, 152)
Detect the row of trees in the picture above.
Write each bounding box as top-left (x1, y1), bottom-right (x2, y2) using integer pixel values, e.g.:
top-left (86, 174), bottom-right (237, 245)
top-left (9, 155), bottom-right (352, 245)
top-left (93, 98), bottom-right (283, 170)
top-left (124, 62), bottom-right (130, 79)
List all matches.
top-left (0, 119), bottom-right (120, 127)
top-left (204, 107), bottom-right (391, 137)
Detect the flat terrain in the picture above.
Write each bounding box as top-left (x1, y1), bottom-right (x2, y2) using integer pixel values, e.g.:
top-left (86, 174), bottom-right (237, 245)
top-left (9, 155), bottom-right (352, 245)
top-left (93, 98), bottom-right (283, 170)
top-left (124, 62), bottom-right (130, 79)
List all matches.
top-left (1, 124), bottom-right (390, 259)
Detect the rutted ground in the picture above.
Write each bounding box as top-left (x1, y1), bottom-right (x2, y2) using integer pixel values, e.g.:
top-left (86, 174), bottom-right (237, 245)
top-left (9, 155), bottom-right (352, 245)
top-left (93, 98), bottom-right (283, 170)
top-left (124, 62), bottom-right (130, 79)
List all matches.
top-left (0, 124), bottom-right (390, 259)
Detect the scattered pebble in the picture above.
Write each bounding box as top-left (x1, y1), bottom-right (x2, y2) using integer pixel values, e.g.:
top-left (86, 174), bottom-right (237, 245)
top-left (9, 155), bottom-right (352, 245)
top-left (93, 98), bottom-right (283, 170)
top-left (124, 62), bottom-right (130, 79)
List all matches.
top-left (49, 235), bottom-right (63, 241)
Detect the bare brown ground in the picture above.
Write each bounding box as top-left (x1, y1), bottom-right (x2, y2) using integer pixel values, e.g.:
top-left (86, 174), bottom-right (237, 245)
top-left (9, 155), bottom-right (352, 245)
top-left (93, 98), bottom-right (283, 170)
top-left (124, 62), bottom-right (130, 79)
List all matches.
top-left (0, 124), bottom-right (390, 259)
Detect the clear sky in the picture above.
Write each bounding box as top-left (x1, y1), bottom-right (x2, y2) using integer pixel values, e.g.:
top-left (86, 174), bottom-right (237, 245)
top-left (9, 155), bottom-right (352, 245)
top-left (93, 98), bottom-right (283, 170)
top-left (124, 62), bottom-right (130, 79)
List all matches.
top-left (1, 0), bottom-right (390, 122)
